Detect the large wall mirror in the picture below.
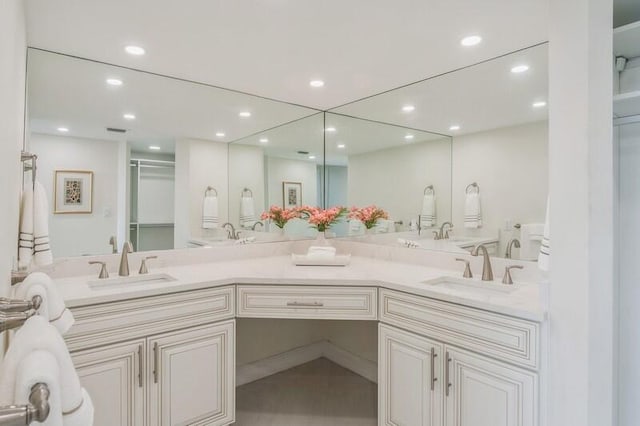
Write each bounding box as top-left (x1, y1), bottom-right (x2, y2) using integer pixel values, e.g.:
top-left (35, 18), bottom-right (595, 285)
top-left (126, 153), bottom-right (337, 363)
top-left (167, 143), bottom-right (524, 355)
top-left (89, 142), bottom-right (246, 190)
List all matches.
top-left (329, 43), bottom-right (549, 260)
top-left (25, 48), bottom-right (319, 257)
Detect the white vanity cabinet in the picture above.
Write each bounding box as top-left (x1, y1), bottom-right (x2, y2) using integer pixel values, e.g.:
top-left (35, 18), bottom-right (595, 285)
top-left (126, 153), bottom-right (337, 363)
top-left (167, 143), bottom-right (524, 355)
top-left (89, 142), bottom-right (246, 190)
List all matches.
top-left (378, 289), bottom-right (541, 426)
top-left (65, 286), bottom-right (236, 426)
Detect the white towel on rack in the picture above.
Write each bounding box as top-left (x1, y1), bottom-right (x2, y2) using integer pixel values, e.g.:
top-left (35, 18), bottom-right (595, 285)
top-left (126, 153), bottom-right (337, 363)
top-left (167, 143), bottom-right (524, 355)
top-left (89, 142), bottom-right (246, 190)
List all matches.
top-left (538, 199), bottom-right (551, 271)
top-left (240, 195), bottom-right (257, 228)
top-left (519, 224), bottom-right (544, 261)
top-left (14, 350), bottom-right (63, 426)
top-left (33, 181), bottom-right (53, 266)
top-left (18, 185), bottom-right (34, 269)
top-left (0, 316), bottom-right (94, 426)
top-left (202, 194), bottom-right (219, 229)
top-left (420, 194), bottom-right (437, 227)
top-left (13, 272), bottom-right (75, 335)
top-left (464, 192), bottom-right (483, 228)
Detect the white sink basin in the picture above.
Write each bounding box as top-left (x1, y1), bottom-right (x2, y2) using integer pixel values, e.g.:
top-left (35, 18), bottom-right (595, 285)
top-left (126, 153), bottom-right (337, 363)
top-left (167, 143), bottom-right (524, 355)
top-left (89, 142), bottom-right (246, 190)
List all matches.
top-left (88, 273), bottom-right (177, 289)
top-left (421, 276), bottom-right (517, 298)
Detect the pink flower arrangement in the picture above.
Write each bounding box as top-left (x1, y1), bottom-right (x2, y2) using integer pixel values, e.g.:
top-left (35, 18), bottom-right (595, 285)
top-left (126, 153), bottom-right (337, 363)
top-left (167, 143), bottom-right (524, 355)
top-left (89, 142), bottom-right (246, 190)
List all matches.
top-left (348, 205), bottom-right (389, 229)
top-left (298, 205), bottom-right (347, 232)
top-left (260, 205), bottom-right (300, 228)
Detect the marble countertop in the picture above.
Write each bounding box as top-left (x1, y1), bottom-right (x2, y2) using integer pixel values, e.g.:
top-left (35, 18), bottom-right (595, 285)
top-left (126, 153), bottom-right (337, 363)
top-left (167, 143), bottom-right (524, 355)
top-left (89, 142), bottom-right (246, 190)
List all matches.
top-left (55, 254), bottom-right (546, 322)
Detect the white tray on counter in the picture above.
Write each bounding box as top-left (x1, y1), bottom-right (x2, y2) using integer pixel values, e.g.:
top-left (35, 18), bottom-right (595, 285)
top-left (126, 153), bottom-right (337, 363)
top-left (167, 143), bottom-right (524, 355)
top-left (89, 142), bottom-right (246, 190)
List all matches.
top-left (291, 253), bottom-right (351, 266)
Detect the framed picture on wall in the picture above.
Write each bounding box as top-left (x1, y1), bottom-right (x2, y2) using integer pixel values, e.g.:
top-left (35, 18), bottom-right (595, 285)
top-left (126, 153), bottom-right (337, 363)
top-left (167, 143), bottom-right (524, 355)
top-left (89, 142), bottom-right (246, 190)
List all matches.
top-left (282, 181), bottom-right (302, 209)
top-left (54, 170), bottom-right (93, 214)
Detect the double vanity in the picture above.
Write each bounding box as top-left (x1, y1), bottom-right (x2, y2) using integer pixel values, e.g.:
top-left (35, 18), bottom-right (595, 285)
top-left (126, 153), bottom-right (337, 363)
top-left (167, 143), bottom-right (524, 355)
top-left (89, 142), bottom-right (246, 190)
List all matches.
top-left (47, 241), bottom-right (546, 426)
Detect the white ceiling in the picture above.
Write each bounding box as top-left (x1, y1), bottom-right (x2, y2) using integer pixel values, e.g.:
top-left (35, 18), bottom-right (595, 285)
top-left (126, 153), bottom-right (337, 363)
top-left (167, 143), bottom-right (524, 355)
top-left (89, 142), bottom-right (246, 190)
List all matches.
top-left (25, 0), bottom-right (548, 110)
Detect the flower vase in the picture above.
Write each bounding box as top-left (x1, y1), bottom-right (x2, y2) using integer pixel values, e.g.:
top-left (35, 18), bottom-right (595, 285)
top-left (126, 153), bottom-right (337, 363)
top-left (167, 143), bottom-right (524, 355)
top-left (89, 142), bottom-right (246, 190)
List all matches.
top-left (314, 230), bottom-right (331, 246)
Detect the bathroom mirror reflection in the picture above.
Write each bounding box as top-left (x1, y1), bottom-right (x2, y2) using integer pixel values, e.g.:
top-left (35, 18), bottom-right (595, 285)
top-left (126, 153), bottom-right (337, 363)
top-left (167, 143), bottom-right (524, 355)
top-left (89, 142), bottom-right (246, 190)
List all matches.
top-left (330, 43), bottom-right (549, 260)
top-left (25, 48), bottom-right (319, 257)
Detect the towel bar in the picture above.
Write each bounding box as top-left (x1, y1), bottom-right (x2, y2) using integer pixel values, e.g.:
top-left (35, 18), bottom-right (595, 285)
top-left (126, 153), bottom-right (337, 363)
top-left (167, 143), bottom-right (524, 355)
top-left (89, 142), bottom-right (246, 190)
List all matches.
top-left (423, 185), bottom-right (435, 195)
top-left (205, 186), bottom-right (218, 196)
top-left (0, 296), bottom-right (41, 332)
top-left (242, 188), bottom-right (253, 197)
top-left (0, 383), bottom-right (50, 425)
top-left (465, 182), bottom-right (480, 194)
top-left (0, 296), bottom-right (42, 314)
top-left (20, 152), bottom-right (37, 191)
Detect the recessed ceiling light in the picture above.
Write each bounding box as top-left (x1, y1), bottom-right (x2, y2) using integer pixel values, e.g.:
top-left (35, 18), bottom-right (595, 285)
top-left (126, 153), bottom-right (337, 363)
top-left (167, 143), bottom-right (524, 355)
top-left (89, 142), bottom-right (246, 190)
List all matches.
top-left (57, 127), bottom-right (69, 133)
top-left (106, 78), bottom-right (123, 86)
top-left (259, 138), bottom-right (269, 143)
top-left (325, 127), bottom-right (336, 132)
top-left (449, 125), bottom-right (461, 131)
top-left (404, 134), bottom-right (414, 140)
top-left (532, 101), bottom-right (547, 108)
top-left (460, 35), bottom-right (482, 47)
top-left (239, 111), bottom-right (251, 118)
top-left (123, 113), bottom-right (136, 120)
top-left (148, 146), bottom-right (161, 150)
top-left (308, 155), bottom-right (316, 160)
top-left (310, 80), bottom-right (325, 88)
top-left (125, 45), bottom-right (145, 56)
top-left (511, 64), bottom-right (529, 74)
top-left (337, 144), bottom-right (346, 149)
top-left (216, 132), bottom-right (225, 137)
top-left (402, 105), bottom-right (416, 112)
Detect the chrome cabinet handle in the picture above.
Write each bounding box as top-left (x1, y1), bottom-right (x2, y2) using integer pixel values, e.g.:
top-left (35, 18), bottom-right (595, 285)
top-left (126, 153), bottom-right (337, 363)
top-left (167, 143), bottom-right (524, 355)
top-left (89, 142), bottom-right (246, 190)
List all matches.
top-left (445, 351), bottom-right (452, 397)
top-left (430, 347), bottom-right (438, 391)
top-left (286, 301), bottom-right (324, 307)
top-left (153, 342), bottom-right (159, 384)
top-left (137, 344), bottom-right (143, 388)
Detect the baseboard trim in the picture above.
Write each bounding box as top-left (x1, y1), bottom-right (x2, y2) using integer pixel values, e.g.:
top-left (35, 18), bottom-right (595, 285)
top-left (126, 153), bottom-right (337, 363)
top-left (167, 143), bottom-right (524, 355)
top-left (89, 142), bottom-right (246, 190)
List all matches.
top-left (236, 340), bottom-right (377, 386)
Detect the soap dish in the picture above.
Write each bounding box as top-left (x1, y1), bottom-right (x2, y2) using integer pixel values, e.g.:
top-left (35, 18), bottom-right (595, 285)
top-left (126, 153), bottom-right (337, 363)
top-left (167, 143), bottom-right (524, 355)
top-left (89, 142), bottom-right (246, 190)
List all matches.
top-left (291, 253), bottom-right (351, 266)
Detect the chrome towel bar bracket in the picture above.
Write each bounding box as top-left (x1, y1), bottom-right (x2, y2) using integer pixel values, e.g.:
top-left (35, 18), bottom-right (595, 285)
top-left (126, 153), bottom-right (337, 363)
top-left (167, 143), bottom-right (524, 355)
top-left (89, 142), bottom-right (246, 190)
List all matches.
top-left (0, 383), bottom-right (50, 425)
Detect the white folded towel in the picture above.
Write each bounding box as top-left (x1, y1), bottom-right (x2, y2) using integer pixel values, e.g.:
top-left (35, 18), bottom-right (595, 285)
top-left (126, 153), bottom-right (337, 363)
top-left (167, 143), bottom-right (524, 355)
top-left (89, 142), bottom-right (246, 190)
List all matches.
top-left (538, 199), bottom-right (550, 271)
top-left (519, 223), bottom-right (544, 261)
top-left (306, 246), bottom-right (337, 259)
top-left (18, 185), bottom-right (35, 269)
top-left (240, 196), bottom-right (257, 228)
top-left (420, 194), bottom-right (437, 228)
top-left (13, 272), bottom-right (75, 335)
top-left (34, 181), bottom-right (53, 266)
top-left (0, 316), bottom-right (94, 425)
top-left (202, 194), bottom-right (219, 229)
top-left (464, 192), bottom-right (483, 229)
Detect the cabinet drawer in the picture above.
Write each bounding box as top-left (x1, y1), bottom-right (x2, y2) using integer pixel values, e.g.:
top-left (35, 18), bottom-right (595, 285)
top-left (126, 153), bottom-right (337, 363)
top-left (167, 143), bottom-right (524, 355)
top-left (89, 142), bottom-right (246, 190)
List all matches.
top-left (237, 285), bottom-right (377, 320)
top-left (379, 289), bottom-right (539, 370)
top-left (65, 286), bottom-right (235, 351)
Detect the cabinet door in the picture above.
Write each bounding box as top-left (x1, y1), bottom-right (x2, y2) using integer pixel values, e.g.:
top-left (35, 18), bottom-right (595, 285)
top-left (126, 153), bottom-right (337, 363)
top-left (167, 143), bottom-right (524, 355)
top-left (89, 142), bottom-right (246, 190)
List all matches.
top-left (71, 339), bottom-right (146, 426)
top-left (379, 324), bottom-right (443, 426)
top-left (148, 320), bottom-right (235, 426)
top-left (444, 346), bottom-right (538, 426)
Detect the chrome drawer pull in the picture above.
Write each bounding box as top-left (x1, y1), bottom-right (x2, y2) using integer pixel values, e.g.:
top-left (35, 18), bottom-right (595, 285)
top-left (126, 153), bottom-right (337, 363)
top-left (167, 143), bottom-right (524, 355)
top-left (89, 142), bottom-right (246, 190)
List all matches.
top-left (445, 351), bottom-right (452, 397)
top-left (430, 347), bottom-right (437, 391)
top-left (286, 301), bottom-right (324, 307)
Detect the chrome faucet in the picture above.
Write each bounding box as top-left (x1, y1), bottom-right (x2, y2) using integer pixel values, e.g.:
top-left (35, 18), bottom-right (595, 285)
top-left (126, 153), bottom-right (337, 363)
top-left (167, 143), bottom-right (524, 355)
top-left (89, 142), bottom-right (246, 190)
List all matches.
top-left (471, 244), bottom-right (494, 281)
top-left (251, 221), bottom-right (264, 231)
top-left (222, 222), bottom-right (241, 240)
top-left (505, 238), bottom-right (521, 259)
top-left (433, 222), bottom-right (453, 240)
top-left (118, 242), bottom-right (133, 277)
top-left (109, 236), bottom-right (118, 254)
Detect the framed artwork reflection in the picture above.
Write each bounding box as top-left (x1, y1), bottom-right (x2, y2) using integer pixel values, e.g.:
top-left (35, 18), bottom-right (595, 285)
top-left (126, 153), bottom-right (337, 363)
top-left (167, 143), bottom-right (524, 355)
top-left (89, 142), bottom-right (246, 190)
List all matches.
top-left (54, 170), bottom-right (93, 214)
top-left (282, 181), bottom-right (302, 209)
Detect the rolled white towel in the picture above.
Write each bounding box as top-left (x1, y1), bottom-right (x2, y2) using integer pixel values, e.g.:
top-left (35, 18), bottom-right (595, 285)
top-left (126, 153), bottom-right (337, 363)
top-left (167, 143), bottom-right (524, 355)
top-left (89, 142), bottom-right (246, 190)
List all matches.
top-left (240, 196), bottom-right (257, 228)
top-left (420, 194), bottom-right (437, 228)
top-left (13, 272), bottom-right (75, 335)
top-left (464, 192), bottom-right (483, 229)
top-left (33, 181), bottom-right (53, 266)
top-left (538, 199), bottom-right (550, 271)
top-left (202, 194), bottom-right (219, 229)
top-left (0, 316), bottom-right (93, 425)
top-left (19, 185), bottom-right (34, 269)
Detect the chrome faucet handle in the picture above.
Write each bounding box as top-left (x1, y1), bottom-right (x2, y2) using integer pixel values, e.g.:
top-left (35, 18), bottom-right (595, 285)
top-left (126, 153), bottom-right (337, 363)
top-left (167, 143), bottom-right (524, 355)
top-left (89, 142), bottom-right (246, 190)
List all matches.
top-left (89, 261), bottom-right (109, 279)
top-left (109, 236), bottom-right (118, 254)
top-left (502, 265), bottom-right (524, 285)
top-left (139, 256), bottom-right (158, 275)
top-left (432, 231), bottom-right (440, 240)
top-left (455, 258), bottom-right (473, 278)
top-left (444, 230), bottom-right (451, 239)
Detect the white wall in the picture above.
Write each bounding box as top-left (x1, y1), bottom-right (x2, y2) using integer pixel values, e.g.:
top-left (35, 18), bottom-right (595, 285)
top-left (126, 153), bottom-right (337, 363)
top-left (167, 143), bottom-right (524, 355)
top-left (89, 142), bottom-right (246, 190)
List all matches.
top-left (0, 0), bottom-right (26, 298)
top-left (617, 121), bottom-right (640, 425)
top-left (451, 121), bottom-right (548, 238)
top-left (348, 138), bottom-right (452, 226)
top-left (30, 133), bottom-right (121, 257)
top-left (266, 156), bottom-right (318, 208)
top-left (228, 144), bottom-right (265, 228)
top-left (174, 138), bottom-right (228, 247)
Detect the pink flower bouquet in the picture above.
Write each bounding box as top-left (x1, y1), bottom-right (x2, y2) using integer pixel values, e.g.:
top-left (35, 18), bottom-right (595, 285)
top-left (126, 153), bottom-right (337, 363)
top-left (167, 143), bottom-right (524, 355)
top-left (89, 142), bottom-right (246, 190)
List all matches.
top-left (348, 205), bottom-right (389, 229)
top-left (298, 206), bottom-right (347, 232)
top-left (260, 205), bottom-right (300, 229)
